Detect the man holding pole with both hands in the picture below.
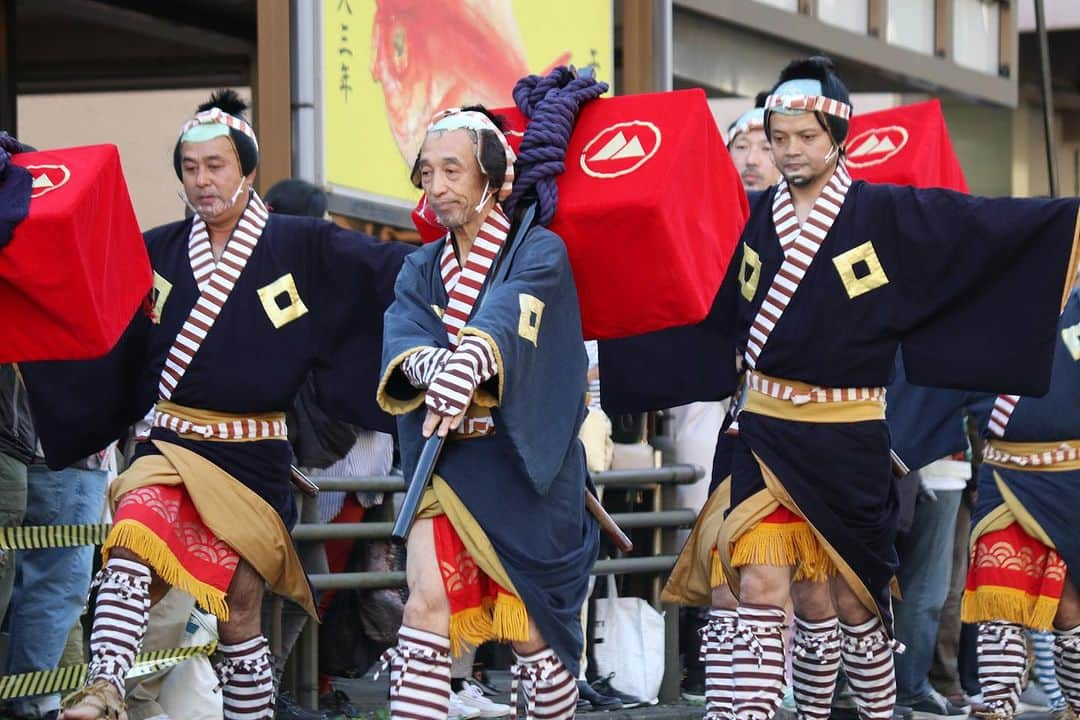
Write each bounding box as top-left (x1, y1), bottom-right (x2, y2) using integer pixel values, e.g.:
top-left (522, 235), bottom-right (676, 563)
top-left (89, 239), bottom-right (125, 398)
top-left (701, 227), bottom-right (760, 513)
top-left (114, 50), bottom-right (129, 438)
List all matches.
top-left (377, 103), bottom-right (600, 720)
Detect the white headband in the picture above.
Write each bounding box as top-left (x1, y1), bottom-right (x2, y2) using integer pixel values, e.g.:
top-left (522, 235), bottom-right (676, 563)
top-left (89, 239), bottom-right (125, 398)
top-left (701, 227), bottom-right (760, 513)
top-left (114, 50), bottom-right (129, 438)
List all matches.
top-left (765, 79), bottom-right (851, 121)
top-left (422, 108), bottom-right (516, 200)
top-left (179, 107), bottom-right (259, 151)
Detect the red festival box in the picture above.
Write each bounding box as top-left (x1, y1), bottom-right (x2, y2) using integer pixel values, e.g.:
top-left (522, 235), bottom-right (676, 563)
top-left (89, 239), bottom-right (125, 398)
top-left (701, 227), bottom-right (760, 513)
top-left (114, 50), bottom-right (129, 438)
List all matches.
top-left (417, 89), bottom-right (749, 341)
top-left (0, 144), bottom-right (151, 363)
top-left (846, 99), bottom-right (968, 192)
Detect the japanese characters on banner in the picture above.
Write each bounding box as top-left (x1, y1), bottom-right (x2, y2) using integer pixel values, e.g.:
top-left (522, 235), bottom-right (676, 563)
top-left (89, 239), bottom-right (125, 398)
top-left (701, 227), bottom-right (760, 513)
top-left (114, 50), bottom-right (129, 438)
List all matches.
top-left (322, 0), bottom-right (613, 206)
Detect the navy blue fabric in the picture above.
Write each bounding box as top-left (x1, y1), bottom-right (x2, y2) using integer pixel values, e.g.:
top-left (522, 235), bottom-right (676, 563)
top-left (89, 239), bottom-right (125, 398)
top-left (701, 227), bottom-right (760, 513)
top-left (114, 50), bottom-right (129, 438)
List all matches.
top-left (733, 411), bottom-right (899, 630)
top-left (23, 211), bottom-right (411, 525)
top-left (886, 353), bottom-right (992, 473)
top-left (996, 290), bottom-right (1080, 443)
top-left (0, 164), bottom-right (31, 251)
top-left (971, 290), bottom-right (1080, 580)
top-left (973, 463), bottom-right (1080, 581)
top-left (709, 431), bottom-right (735, 495)
top-left (381, 224), bottom-right (599, 677)
top-left (598, 263), bottom-right (740, 415)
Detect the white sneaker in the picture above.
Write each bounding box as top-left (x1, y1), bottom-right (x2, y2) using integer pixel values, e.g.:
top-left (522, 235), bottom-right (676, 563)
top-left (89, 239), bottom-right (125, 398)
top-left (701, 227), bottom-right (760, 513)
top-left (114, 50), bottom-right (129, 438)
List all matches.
top-left (449, 689), bottom-right (483, 720)
top-left (455, 683), bottom-right (512, 718)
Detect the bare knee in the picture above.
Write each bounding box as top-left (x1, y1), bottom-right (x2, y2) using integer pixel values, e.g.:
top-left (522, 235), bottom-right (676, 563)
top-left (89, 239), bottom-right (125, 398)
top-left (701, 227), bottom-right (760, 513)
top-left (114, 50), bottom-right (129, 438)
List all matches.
top-left (403, 583), bottom-right (450, 634)
top-left (220, 562), bottom-right (265, 644)
top-left (739, 564), bottom-right (792, 608)
top-left (512, 619), bottom-right (547, 657)
top-left (402, 519), bottom-right (450, 635)
top-left (219, 600), bottom-right (262, 644)
top-left (830, 578), bottom-right (873, 625)
top-left (792, 580), bottom-right (835, 621)
top-left (711, 582), bottom-right (739, 611)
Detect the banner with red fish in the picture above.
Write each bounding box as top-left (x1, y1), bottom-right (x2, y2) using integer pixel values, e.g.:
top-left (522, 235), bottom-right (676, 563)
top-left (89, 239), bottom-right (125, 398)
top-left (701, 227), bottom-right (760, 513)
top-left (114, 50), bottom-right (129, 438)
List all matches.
top-left (419, 89), bottom-right (749, 341)
top-left (846, 99), bottom-right (968, 192)
top-left (322, 0), bottom-right (613, 206)
top-left (0, 144), bottom-right (150, 362)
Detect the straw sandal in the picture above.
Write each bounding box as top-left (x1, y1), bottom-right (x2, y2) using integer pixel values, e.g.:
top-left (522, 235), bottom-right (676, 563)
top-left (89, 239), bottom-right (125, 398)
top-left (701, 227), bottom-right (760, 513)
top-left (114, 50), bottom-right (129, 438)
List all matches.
top-left (59, 679), bottom-right (127, 720)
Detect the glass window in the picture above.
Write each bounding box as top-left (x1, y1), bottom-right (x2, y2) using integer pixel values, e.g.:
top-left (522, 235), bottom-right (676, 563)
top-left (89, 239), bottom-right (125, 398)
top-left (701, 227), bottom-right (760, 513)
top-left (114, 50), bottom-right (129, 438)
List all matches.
top-left (886, 0), bottom-right (934, 55)
top-left (817, 0), bottom-right (869, 34)
top-left (753, 0), bottom-right (798, 12)
top-left (953, 0), bottom-right (1001, 74)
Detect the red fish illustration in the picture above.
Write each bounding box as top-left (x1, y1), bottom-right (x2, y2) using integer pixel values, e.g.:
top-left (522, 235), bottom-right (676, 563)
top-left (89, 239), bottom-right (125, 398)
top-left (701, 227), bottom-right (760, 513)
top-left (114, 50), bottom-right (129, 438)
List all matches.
top-left (371, 0), bottom-right (570, 165)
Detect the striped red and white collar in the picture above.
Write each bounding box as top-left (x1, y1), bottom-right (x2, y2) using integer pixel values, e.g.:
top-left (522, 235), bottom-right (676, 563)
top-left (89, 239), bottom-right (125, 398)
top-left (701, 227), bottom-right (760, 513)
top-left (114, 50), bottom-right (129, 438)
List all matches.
top-left (742, 162), bottom-right (852, 371)
top-left (438, 206), bottom-right (511, 349)
top-left (159, 192), bottom-right (269, 400)
top-left (770, 161), bottom-right (852, 256)
top-left (187, 192), bottom-right (269, 291)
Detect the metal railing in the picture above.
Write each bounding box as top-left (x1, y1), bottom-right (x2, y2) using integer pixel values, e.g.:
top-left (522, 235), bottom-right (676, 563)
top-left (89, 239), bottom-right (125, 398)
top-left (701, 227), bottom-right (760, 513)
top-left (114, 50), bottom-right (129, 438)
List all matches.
top-left (280, 463), bottom-right (704, 710)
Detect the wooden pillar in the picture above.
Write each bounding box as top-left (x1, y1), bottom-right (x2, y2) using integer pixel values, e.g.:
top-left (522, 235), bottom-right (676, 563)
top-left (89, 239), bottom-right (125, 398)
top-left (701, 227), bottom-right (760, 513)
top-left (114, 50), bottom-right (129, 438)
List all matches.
top-left (254, 0), bottom-right (292, 192)
top-left (997, 0), bottom-right (1013, 78)
top-left (621, 0), bottom-right (653, 95)
top-left (0, 0), bottom-right (16, 134)
top-left (868, 0), bottom-right (885, 37)
top-left (934, 0), bottom-right (953, 59)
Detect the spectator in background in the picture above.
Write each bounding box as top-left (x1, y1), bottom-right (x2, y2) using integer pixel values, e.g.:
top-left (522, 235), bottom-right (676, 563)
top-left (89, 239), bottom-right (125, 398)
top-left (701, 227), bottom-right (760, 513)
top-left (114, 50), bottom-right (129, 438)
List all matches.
top-left (884, 355), bottom-right (989, 720)
top-left (930, 419), bottom-right (986, 711)
top-left (5, 438), bottom-right (113, 720)
top-left (725, 92), bottom-right (781, 193)
top-left (264, 178), bottom-right (329, 219)
top-left (574, 341), bottom-right (626, 712)
top-left (0, 364), bottom-right (32, 625)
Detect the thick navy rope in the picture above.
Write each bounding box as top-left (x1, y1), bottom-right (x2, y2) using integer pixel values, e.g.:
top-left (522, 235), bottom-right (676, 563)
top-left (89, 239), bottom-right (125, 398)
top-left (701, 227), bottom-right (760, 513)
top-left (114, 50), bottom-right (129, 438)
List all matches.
top-left (503, 67), bottom-right (608, 226)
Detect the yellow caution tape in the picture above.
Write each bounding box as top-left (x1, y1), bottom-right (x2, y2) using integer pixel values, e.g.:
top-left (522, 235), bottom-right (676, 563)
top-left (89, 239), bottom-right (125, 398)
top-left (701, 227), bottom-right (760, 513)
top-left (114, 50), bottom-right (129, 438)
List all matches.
top-left (0, 641), bottom-right (217, 701)
top-left (0, 524), bottom-right (112, 550)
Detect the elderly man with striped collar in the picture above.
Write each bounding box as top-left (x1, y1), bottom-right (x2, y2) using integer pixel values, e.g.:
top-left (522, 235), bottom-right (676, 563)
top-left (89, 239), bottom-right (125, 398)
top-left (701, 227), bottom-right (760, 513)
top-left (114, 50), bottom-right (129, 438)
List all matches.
top-left (377, 105), bottom-right (598, 720)
top-left (21, 90), bottom-right (412, 720)
top-left (602, 55), bottom-right (1080, 720)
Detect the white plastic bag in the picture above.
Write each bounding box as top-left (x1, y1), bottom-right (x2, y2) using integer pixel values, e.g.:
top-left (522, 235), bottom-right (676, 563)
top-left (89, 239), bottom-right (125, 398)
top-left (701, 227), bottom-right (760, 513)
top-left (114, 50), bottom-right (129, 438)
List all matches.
top-left (591, 574), bottom-right (665, 704)
top-left (157, 606), bottom-right (222, 720)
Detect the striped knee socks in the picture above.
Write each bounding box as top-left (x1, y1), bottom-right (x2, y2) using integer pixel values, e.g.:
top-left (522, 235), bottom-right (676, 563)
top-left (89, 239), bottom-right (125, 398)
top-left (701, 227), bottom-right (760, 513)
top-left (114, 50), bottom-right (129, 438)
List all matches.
top-left (792, 615), bottom-right (842, 720)
top-left (86, 557), bottom-right (151, 696)
top-left (510, 647), bottom-right (578, 720)
top-left (732, 604), bottom-right (788, 720)
top-left (702, 608), bottom-right (739, 720)
top-left (978, 621), bottom-right (1027, 718)
top-left (1053, 624), bottom-right (1080, 717)
top-left (379, 625), bottom-right (452, 720)
top-left (839, 616), bottom-right (896, 720)
top-left (215, 635), bottom-right (275, 720)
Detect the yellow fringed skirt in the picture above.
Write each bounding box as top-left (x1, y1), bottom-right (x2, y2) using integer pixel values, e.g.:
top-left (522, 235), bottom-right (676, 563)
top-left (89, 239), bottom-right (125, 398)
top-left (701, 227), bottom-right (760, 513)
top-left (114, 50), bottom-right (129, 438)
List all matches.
top-left (418, 477), bottom-right (530, 656)
top-left (729, 505), bottom-right (837, 582)
top-left (962, 519), bottom-right (1066, 631)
